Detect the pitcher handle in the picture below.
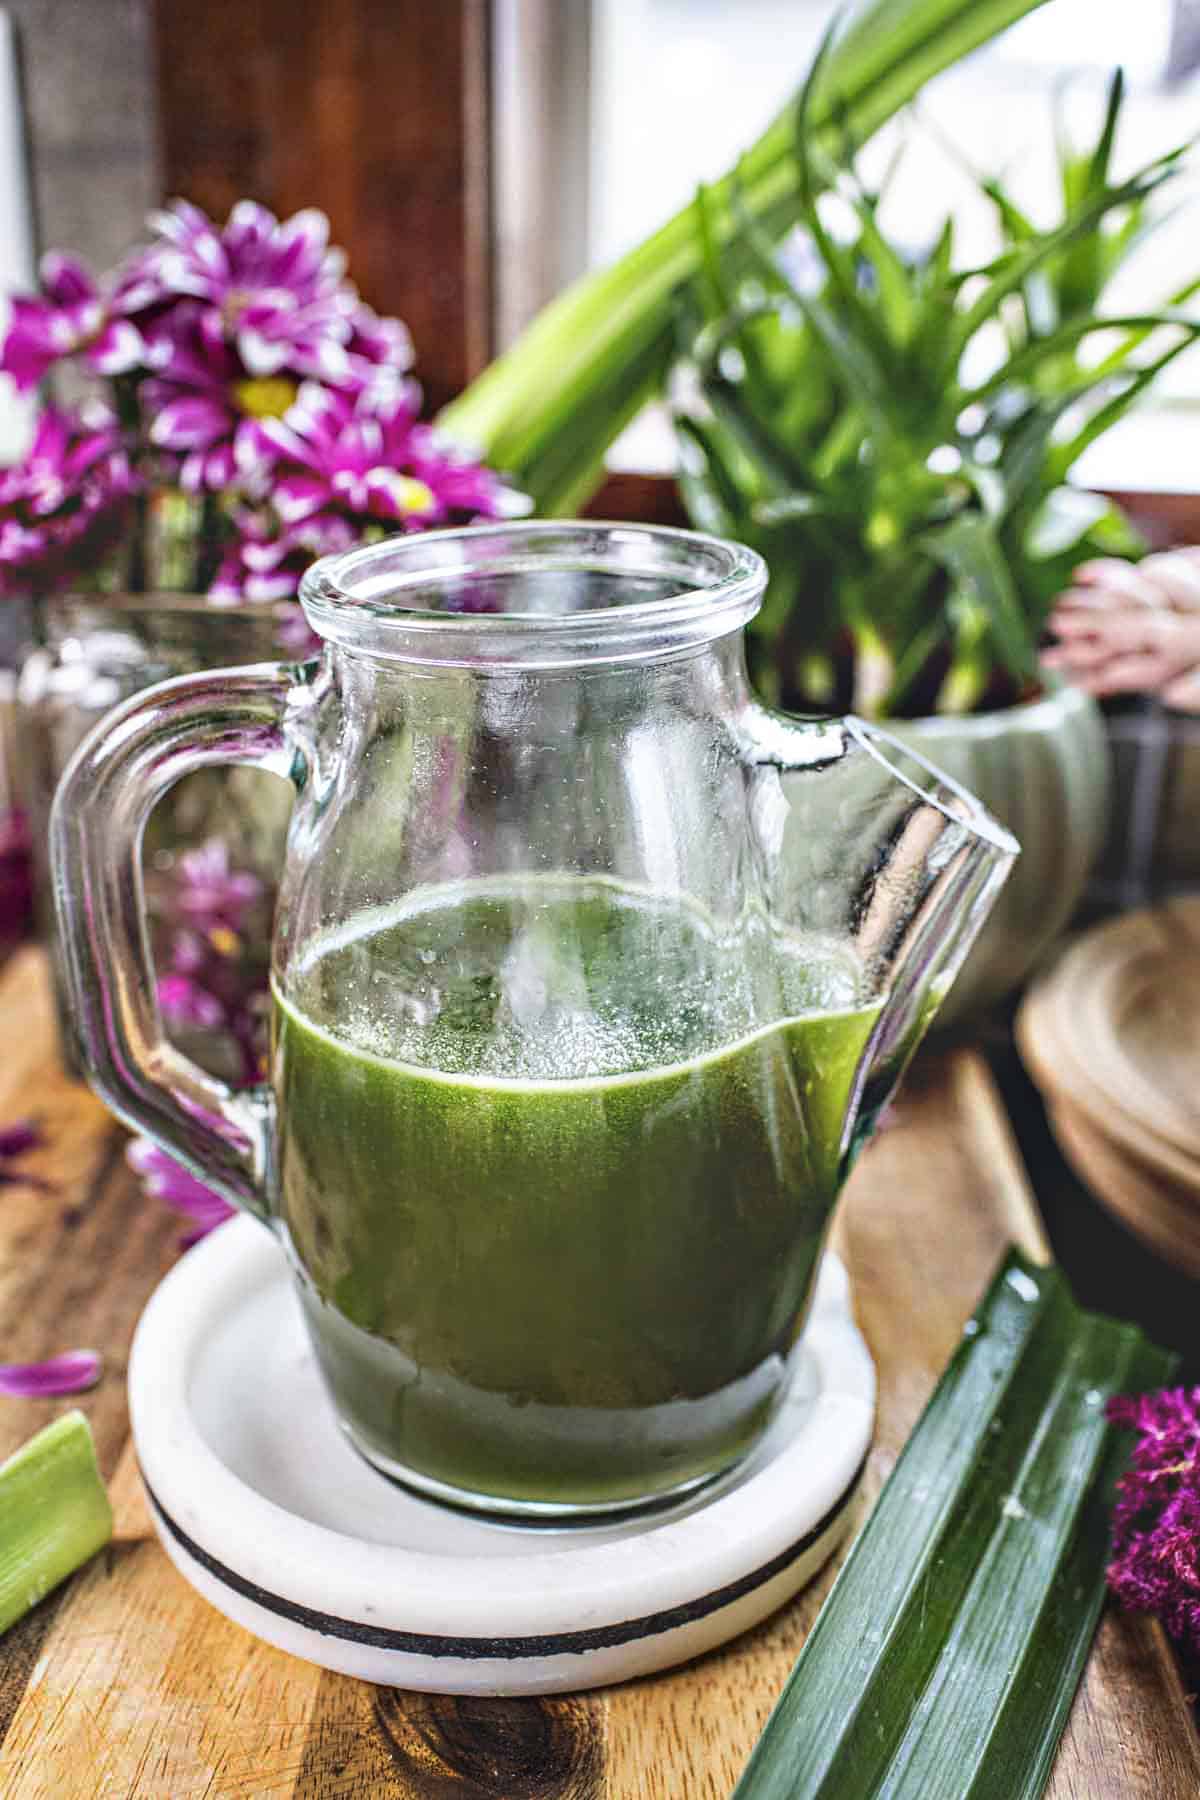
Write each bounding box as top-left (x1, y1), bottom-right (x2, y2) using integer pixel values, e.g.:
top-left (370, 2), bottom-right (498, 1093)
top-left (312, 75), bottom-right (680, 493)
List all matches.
top-left (49, 660), bottom-right (317, 1224)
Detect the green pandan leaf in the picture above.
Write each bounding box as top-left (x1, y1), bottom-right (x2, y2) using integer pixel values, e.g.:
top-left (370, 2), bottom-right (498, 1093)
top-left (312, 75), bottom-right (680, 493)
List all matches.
top-left (733, 1252), bottom-right (1175, 1800)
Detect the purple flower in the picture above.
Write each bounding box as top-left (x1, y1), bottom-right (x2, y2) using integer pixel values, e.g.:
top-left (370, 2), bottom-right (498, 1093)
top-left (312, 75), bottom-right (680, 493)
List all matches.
top-left (0, 1350), bottom-right (101, 1397)
top-left (1, 252), bottom-right (143, 392)
top-left (117, 199), bottom-right (354, 383)
top-left (157, 972), bottom-right (226, 1034)
top-left (174, 840), bottom-right (263, 933)
top-left (209, 499), bottom-right (358, 604)
top-left (0, 1119), bottom-right (41, 1160)
top-left (246, 383), bottom-right (511, 533)
top-left (341, 303), bottom-right (415, 406)
top-left (1106, 1386), bottom-right (1200, 1651)
top-left (0, 405), bottom-right (141, 598)
top-left (139, 303), bottom-right (301, 493)
top-left (150, 837), bottom-right (273, 1087)
top-left (405, 422), bottom-right (522, 522)
top-left (346, 303), bottom-right (413, 373)
top-left (127, 1138), bottom-right (234, 1245)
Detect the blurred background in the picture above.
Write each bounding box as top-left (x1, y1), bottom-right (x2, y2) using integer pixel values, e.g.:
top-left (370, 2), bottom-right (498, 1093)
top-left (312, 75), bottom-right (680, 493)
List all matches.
top-left (2, 0), bottom-right (1198, 492)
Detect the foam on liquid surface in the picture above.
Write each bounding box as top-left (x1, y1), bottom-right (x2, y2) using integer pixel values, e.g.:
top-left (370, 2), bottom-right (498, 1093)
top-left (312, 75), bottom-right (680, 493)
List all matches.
top-left (285, 874), bottom-right (870, 1083)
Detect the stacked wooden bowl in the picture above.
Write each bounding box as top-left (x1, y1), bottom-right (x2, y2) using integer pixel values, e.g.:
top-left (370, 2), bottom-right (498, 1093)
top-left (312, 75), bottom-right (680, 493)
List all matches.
top-left (1016, 896), bottom-right (1200, 1276)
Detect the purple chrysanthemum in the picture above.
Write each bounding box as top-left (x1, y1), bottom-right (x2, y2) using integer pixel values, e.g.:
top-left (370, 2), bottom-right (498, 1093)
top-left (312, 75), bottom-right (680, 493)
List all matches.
top-left (116, 199), bottom-right (354, 383)
top-left (1106, 1386), bottom-right (1200, 1651)
top-left (342, 302), bottom-right (415, 406)
top-left (0, 1350), bottom-right (102, 1397)
top-left (151, 837), bottom-right (273, 1087)
top-left (209, 501), bottom-right (358, 605)
top-left (139, 302), bottom-right (305, 493)
top-left (0, 405), bottom-right (141, 598)
top-left (245, 382), bottom-right (512, 533)
top-left (173, 841), bottom-right (263, 932)
top-left (1, 251), bottom-right (143, 392)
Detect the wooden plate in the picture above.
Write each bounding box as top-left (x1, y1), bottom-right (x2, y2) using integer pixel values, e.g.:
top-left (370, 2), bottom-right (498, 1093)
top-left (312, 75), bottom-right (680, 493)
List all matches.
top-left (1017, 897), bottom-right (1200, 1274)
top-left (1017, 897), bottom-right (1200, 1185)
top-left (1046, 1094), bottom-right (1200, 1279)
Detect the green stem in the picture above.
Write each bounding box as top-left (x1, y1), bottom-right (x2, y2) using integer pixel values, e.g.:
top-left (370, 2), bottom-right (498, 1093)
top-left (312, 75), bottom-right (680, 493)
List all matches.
top-left (0, 1412), bottom-right (113, 1637)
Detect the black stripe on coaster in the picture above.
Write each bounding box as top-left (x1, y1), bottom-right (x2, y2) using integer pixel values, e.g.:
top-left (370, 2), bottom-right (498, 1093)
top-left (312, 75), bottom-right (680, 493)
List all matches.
top-left (141, 1460), bottom-right (863, 1661)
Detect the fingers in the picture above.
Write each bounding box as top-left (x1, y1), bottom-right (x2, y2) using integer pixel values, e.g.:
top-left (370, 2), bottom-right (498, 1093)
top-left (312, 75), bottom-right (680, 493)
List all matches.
top-left (1068, 559), bottom-right (1165, 607)
top-left (1065, 550), bottom-right (1200, 614)
top-left (1064, 651), bottom-right (1184, 697)
top-left (1046, 609), bottom-right (1192, 658)
top-left (1043, 548), bottom-right (1200, 706)
top-left (1162, 668), bottom-right (1200, 711)
top-left (1051, 584), bottom-right (1131, 616)
top-left (1139, 549), bottom-right (1200, 613)
top-left (1041, 610), bottom-right (1200, 697)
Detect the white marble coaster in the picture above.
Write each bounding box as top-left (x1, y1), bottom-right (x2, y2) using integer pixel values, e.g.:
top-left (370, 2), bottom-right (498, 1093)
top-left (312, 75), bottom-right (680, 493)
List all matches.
top-left (128, 1218), bottom-right (874, 1695)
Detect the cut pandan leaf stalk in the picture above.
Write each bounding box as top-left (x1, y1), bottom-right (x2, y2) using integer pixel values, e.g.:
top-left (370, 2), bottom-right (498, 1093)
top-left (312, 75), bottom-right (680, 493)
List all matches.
top-left (437, 0), bottom-right (1054, 515)
top-left (733, 1251), bottom-right (1175, 1800)
top-left (0, 1411), bottom-right (113, 1636)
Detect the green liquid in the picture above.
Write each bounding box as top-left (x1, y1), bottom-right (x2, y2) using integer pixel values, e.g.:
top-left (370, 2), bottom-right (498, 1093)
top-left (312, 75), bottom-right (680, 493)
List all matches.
top-left (272, 878), bottom-right (882, 1511)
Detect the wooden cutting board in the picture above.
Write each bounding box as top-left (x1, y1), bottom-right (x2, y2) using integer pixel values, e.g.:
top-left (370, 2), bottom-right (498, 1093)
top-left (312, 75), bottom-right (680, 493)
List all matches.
top-left (0, 945), bottom-right (1196, 1798)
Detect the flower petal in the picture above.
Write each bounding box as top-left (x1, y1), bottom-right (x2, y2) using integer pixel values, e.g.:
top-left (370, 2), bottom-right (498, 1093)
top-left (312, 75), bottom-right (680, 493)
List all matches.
top-left (227, 198), bottom-right (280, 251)
top-left (237, 326), bottom-right (292, 377)
top-left (127, 1138), bottom-right (235, 1237)
top-left (86, 317), bottom-right (144, 376)
top-left (273, 473), bottom-right (329, 524)
top-left (39, 251), bottom-right (96, 306)
top-left (149, 395), bottom-right (232, 451)
top-left (1, 298), bottom-right (61, 389)
top-left (0, 1119), bottom-right (41, 1158)
top-left (0, 1350), bottom-right (101, 1397)
top-left (157, 972), bottom-right (226, 1031)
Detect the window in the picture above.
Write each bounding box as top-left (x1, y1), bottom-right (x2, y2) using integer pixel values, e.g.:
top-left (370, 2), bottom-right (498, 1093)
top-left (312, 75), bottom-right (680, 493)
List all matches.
top-left (557, 0), bottom-right (1200, 488)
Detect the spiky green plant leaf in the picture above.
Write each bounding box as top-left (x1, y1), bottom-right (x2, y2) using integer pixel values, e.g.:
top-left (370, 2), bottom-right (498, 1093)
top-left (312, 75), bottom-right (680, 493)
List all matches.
top-left (439, 0), bottom-right (1056, 515)
top-left (672, 51), bottom-right (1200, 715)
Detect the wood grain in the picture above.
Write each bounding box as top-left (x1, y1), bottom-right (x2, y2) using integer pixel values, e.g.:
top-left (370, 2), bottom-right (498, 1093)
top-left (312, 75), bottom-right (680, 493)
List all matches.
top-left (0, 951), bottom-right (1196, 1797)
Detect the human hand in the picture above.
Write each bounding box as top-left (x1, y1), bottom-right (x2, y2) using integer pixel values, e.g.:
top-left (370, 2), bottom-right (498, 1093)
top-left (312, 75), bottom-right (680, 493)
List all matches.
top-left (1042, 549), bottom-right (1200, 710)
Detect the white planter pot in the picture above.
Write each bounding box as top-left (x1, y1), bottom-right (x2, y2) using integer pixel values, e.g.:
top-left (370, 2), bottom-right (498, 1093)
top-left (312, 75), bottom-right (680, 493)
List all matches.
top-left (887, 681), bottom-right (1109, 1026)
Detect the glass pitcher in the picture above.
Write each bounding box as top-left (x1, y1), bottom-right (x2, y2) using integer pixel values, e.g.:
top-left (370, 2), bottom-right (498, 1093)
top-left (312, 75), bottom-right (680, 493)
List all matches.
top-left (51, 523), bottom-right (1017, 1519)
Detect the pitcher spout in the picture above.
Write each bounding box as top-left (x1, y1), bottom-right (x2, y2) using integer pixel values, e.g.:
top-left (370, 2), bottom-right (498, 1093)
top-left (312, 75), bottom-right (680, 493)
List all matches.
top-left (745, 708), bottom-right (1018, 1177)
top-left (846, 719), bottom-right (1020, 1161)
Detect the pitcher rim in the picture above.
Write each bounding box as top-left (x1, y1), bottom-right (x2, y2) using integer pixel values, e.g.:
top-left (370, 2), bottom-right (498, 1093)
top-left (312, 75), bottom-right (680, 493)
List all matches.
top-left (297, 521), bottom-right (767, 667)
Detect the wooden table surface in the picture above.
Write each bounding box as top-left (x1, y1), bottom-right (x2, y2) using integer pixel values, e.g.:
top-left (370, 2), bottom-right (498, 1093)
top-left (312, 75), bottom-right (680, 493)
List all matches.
top-left (0, 944), bottom-right (1197, 1798)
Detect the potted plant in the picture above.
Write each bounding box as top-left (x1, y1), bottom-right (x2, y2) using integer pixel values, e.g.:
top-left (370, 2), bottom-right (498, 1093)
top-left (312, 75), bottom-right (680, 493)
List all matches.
top-left (668, 60), bottom-right (1200, 1021)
